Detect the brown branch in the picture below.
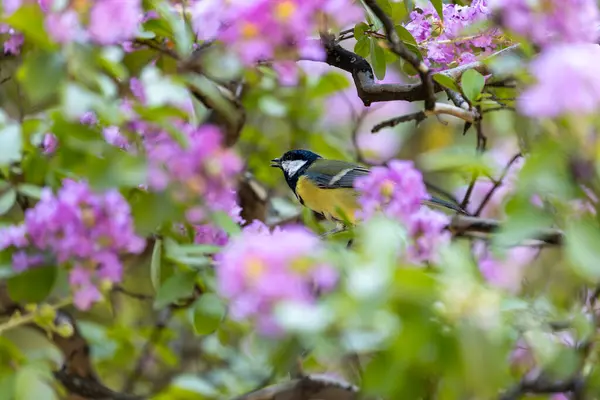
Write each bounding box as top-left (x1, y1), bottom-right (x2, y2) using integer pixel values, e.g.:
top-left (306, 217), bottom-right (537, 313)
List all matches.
top-left (362, 0), bottom-right (436, 110)
top-left (372, 101), bottom-right (480, 133)
top-left (122, 309), bottom-right (173, 393)
top-left (372, 110), bottom-right (426, 132)
top-left (232, 374), bottom-right (358, 400)
top-left (499, 376), bottom-right (580, 400)
top-left (320, 36), bottom-right (520, 106)
top-left (0, 283), bottom-right (144, 400)
top-left (448, 215), bottom-right (563, 246)
top-left (475, 153), bottom-right (522, 216)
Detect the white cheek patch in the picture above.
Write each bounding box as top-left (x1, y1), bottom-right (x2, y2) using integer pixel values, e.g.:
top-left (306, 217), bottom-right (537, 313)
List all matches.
top-left (281, 160), bottom-right (307, 177)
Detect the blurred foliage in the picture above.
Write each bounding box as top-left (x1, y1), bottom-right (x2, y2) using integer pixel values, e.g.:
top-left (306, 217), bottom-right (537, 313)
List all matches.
top-left (0, 0), bottom-right (599, 399)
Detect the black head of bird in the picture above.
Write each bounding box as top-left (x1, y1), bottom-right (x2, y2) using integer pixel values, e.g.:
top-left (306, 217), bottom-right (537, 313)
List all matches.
top-left (271, 149), bottom-right (467, 224)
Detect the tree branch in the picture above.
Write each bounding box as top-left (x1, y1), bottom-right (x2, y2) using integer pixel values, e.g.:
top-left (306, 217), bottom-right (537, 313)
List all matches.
top-left (0, 283), bottom-right (145, 400)
top-left (362, 0), bottom-right (436, 110)
top-left (232, 374), bottom-right (358, 400)
top-left (448, 215), bottom-right (563, 246)
top-left (371, 102), bottom-right (479, 132)
top-left (320, 36), bottom-right (520, 106)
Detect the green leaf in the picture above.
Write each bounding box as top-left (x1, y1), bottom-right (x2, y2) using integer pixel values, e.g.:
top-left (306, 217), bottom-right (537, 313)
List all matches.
top-left (433, 73), bottom-right (461, 92)
top-left (211, 211), bottom-right (241, 237)
top-left (354, 36), bottom-right (370, 58)
top-left (7, 266), bottom-right (57, 304)
top-left (310, 72), bottom-right (351, 98)
top-left (461, 69), bottom-right (485, 103)
top-left (0, 124), bottom-right (22, 166)
top-left (150, 0), bottom-right (193, 57)
top-left (4, 5), bottom-right (55, 49)
top-left (370, 39), bottom-right (387, 80)
top-left (17, 184), bottom-right (43, 200)
top-left (15, 366), bottom-right (57, 400)
top-left (0, 188), bottom-right (16, 215)
top-left (140, 66), bottom-right (190, 108)
top-left (395, 25), bottom-right (421, 58)
top-left (151, 239), bottom-right (163, 291)
top-left (354, 22), bottom-right (370, 39)
top-left (154, 269), bottom-right (198, 309)
top-left (376, 0), bottom-right (393, 16)
top-left (17, 50), bottom-right (66, 104)
top-left (430, 0), bottom-right (444, 21)
top-left (191, 294), bottom-right (226, 335)
top-left (565, 218), bottom-right (600, 282)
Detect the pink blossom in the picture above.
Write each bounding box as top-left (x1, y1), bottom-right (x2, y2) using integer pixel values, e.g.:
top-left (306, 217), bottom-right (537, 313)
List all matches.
top-left (518, 44), bottom-right (600, 118)
top-left (490, 0), bottom-right (599, 46)
top-left (0, 179), bottom-right (146, 310)
top-left (215, 225), bottom-right (337, 336)
top-left (404, 0), bottom-right (502, 69)
top-left (45, 10), bottom-right (85, 44)
top-left (88, 0), bottom-right (142, 45)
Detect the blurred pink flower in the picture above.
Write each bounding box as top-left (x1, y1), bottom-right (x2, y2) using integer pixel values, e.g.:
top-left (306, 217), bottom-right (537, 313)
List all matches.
top-left (475, 243), bottom-right (537, 293)
top-left (518, 44), bottom-right (600, 117)
top-left (215, 224), bottom-right (337, 336)
top-left (88, 0), bottom-right (142, 45)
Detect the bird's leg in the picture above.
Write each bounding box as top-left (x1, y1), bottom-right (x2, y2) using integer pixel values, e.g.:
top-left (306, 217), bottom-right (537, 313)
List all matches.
top-left (319, 222), bottom-right (347, 239)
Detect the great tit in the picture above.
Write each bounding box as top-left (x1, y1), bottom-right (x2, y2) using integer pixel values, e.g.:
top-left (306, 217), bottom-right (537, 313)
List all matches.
top-left (270, 149), bottom-right (467, 224)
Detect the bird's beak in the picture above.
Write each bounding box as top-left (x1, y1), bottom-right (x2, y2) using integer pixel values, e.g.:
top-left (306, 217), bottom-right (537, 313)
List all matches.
top-left (270, 158), bottom-right (281, 168)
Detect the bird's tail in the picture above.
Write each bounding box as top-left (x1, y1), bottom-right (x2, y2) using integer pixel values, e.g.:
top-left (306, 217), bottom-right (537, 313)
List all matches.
top-left (423, 196), bottom-right (470, 215)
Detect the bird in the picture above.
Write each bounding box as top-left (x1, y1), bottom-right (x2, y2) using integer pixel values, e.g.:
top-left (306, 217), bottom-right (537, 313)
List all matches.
top-left (270, 149), bottom-right (468, 225)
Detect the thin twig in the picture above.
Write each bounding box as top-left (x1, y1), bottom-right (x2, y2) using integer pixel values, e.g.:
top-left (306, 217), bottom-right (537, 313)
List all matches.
top-left (122, 309), bottom-right (173, 393)
top-left (371, 102), bottom-right (479, 132)
top-left (474, 153), bottom-right (522, 216)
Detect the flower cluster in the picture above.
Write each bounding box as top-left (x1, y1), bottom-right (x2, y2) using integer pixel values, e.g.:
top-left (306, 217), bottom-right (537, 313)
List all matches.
top-left (353, 160), bottom-right (451, 264)
top-left (3, 0), bottom-right (143, 54)
top-left (517, 43), bottom-right (600, 118)
top-left (143, 123), bottom-right (243, 224)
top-left (0, 180), bottom-right (146, 310)
top-left (215, 222), bottom-right (338, 335)
top-left (404, 0), bottom-right (502, 69)
top-left (191, 0), bottom-right (363, 82)
top-left (490, 0), bottom-right (599, 46)
top-left (489, 0), bottom-right (600, 118)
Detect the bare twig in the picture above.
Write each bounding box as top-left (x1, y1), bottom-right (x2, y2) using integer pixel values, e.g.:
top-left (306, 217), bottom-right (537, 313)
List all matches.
top-left (475, 153), bottom-right (522, 216)
top-left (448, 215), bottom-right (563, 246)
top-left (122, 310), bottom-right (173, 393)
top-left (372, 110), bottom-right (427, 132)
top-left (232, 374), bottom-right (358, 400)
top-left (371, 102), bottom-right (479, 132)
top-left (499, 376), bottom-right (580, 400)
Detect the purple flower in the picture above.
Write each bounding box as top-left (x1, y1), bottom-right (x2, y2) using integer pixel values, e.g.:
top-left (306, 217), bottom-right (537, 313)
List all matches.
top-left (490, 0), bottom-right (599, 46)
top-left (518, 44), bottom-right (600, 117)
top-left (474, 241), bottom-right (538, 293)
top-left (354, 160), bottom-right (453, 265)
top-left (215, 225), bottom-right (337, 336)
top-left (144, 123), bottom-right (243, 226)
top-left (405, 207), bottom-right (451, 265)
top-left (215, 0), bottom-right (361, 79)
top-left (354, 160), bottom-right (429, 222)
top-left (4, 33), bottom-right (23, 55)
top-left (0, 179), bottom-right (145, 310)
top-left (80, 111), bottom-right (98, 125)
top-left (404, 0), bottom-right (502, 69)
top-left (88, 0), bottom-right (142, 45)
top-left (42, 133), bottom-right (58, 154)
top-left (45, 10), bottom-right (85, 44)
top-left (102, 126), bottom-right (130, 149)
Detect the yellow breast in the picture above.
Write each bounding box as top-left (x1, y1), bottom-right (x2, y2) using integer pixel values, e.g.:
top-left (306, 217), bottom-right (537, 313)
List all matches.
top-left (296, 176), bottom-right (360, 224)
